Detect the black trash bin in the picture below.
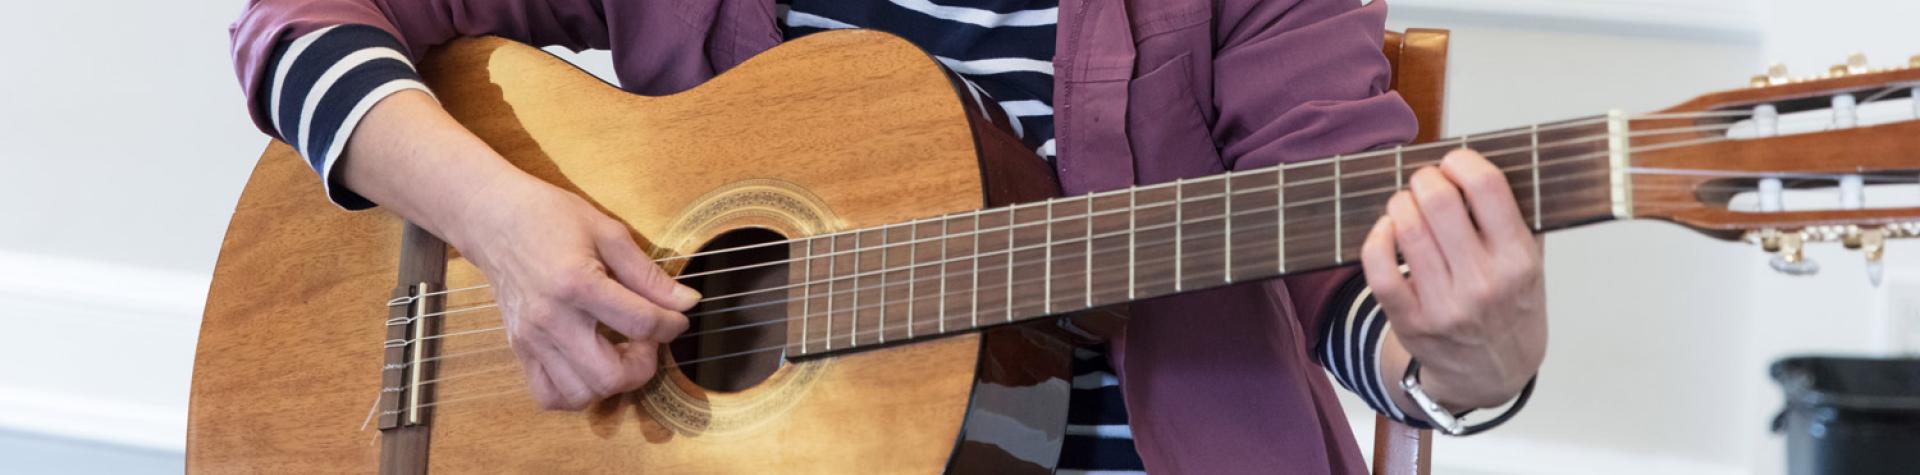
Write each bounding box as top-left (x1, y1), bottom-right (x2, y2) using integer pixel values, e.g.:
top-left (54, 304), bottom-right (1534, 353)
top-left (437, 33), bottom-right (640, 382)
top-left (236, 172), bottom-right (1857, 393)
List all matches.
top-left (1771, 356), bottom-right (1920, 475)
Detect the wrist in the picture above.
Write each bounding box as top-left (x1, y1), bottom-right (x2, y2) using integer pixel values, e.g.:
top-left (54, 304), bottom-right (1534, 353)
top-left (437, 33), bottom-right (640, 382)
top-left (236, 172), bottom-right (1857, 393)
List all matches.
top-left (1418, 365), bottom-right (1513, 411)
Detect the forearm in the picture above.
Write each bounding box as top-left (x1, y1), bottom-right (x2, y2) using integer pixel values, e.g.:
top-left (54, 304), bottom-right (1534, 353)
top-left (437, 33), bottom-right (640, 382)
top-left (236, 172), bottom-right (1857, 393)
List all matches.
top-left (337, 90), bottom-right (533, 244)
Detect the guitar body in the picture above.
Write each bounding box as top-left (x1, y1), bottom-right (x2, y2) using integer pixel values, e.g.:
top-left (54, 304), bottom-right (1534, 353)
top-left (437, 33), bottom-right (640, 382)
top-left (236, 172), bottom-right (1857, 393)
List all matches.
top-left (189, 31), bottom-right (1071, 473)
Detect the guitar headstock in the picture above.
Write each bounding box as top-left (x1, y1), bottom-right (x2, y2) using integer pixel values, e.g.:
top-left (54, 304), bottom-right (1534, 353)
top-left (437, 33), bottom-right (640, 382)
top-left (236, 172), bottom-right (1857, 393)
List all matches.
top-left (1623, 53), bottom-right (1920, 281)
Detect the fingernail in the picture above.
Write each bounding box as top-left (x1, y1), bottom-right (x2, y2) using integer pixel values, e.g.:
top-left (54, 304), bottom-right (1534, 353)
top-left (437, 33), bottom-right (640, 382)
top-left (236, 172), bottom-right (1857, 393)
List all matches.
top-left (673, 284), bottom-right (702, 308)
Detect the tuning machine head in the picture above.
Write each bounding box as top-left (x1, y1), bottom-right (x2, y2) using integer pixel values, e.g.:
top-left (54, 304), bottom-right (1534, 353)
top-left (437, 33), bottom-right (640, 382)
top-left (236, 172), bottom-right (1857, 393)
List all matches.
top-left (1752, 63), bottom-right (1792, 88)
top-left (1764, 229), bottom-right (1821, 276)
top-left (1830, 52), bottom-right (1871, 77)
top-left (1752, 227), bottom-right (1896, 285)
top-left (1855, 228), bottom-right (1888, 286)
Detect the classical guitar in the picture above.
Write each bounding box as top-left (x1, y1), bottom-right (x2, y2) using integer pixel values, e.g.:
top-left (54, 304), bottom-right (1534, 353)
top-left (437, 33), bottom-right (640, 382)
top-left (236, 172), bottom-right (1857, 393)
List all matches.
top-left (188, 30), bottom-right (1920, 473)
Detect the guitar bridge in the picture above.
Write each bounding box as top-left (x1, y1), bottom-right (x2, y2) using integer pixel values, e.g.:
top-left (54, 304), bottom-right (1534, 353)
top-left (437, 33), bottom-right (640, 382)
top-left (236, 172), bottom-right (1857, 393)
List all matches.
top-left (379, 282), bottom-right (440, 430)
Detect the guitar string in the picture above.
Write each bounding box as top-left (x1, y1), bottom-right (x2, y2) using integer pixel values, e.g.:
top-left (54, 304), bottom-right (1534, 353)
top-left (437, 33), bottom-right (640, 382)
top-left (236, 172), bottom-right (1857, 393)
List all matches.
top-left (378, 197), bottom-right (1740, 416)
top-left (380, 169), bottom-right (1750, 358)
top-left (374, 198), bottom-right (1681, 401)
top-left (393, 158), bottom-right (1919, 334)
top-left (393, 94), bottom-right (1920, 305)
top-left (384, 193), bottom-right (1723, 390)
top-left (396, 165), bottom-right (1803, 326)
top-left (362, 100), bottom-right (1920, 415)
top-left (386, 175), bottom-right (1832, 388)
top-left (397, 122), bottom-right (1912, 328)
top-left (401, 157), bottom-right (1734, 327)
top-left (387, 119), bottom-right (1756, 321)
top-left (388, 113), bottom-right (1757, 305)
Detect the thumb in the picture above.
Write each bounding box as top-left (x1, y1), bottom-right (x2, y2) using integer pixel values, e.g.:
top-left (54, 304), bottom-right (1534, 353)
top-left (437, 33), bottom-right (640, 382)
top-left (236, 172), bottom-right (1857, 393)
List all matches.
top-left (594, 222), bottom-right (700, 311)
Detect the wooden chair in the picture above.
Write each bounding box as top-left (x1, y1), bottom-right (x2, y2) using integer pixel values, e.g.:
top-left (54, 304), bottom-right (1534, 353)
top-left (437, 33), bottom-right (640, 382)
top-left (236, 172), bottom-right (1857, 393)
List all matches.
top-left (1372, 27), bottom-right (1451, 475)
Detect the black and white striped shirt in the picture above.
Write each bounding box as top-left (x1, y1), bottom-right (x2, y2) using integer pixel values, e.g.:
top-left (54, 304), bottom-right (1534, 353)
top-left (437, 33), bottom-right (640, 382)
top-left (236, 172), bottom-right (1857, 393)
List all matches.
top-left (779, 0), bottom-right (1058, 162)
top-left (258, 8), bottom-right (1413, 472)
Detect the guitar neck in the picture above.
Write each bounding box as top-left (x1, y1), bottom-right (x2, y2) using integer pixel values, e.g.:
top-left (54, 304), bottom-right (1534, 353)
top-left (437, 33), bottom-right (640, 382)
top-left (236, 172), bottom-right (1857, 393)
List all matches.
top-left (786, 113), bottom-right (1626, 358)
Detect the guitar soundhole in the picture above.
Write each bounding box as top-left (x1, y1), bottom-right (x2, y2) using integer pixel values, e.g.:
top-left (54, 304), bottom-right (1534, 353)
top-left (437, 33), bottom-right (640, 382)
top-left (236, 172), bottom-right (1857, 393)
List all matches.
top-left (672, 228), bottom-right (790, 393)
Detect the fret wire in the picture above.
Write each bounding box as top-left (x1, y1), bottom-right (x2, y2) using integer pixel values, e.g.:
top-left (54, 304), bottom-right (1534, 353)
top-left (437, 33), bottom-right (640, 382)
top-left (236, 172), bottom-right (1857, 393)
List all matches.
top-left (971, 213), bottom-right (981, 330)
top-left (1173, 179), bottom-right (1185, 292)
top-left (826, 234), bottom-right (836, 350)
top-left (1043, 199), bottom-right (1054, 315)
top-left (1224, 172), bottom-right (1234, 283)
top-left (938, 217), bottom-right (948, 334)
top-left (1083, 196), bottom-right (1093, 309)
top-left (1276, 166), bottom-right (1287, 274)
top-left (879, 226), bottom-right (888, 343)
top-left (801, 237), bottom-right (812, 354)
top-left (1005, 206), bottom-right (1015, 323)
top-left (1531, 124), bottom-right (1543, 230)
top-left (1127, 187), bottom-right (1137, 301)
top-left (1333, 156), bottom-right (1343, 264)
top-left (1394, 145), bottom-right (1404, 188)
top-left (906, 218), bottom-right (917, 340)
top-left (851, 231), bottom-right (860, 347)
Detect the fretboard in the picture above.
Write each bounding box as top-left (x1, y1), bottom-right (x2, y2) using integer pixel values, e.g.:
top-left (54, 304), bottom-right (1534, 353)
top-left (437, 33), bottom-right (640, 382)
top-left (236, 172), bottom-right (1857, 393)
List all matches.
top-left (786, 114), bottom-right (1620, 358)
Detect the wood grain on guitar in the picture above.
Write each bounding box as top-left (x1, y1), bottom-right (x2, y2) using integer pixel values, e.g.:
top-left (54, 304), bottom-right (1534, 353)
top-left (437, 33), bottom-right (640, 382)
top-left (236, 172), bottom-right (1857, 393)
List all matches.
top-left (188, 31), bottom-right (1920, 473)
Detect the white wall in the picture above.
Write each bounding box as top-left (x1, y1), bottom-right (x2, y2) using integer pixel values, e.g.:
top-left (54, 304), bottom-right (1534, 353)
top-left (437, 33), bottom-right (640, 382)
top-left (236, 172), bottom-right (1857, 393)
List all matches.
top-left (0, 0), bottom-right (1912, 473)
top-left (0, 1), bottom-right (257, 465)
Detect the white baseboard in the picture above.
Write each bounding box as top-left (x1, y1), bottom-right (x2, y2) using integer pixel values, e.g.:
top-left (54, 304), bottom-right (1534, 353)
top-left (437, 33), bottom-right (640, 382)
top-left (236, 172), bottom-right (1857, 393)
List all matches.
top-left (1430, 435), bottom-right (1749, 475)
top-left (1392, 0), bottom-right (1761, 38)
top-left (0, 387), bottom-right (187, 453)
top-left (0, 250), bottom-right (206, 453)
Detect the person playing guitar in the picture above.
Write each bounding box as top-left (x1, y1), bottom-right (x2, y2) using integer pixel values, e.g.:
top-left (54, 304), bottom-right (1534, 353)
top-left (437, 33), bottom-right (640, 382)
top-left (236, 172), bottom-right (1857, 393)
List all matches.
top-left (228, 0), bottom-right (1545, 471)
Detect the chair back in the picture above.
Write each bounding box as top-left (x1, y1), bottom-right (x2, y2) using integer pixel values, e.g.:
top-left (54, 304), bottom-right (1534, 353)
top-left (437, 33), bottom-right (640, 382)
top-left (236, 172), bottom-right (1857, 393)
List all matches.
top-left (1372, 27), bottom-right (1451, 475)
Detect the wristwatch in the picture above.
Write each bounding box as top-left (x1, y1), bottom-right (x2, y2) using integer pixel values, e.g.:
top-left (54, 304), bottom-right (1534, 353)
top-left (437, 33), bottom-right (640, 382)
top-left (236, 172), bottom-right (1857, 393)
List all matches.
top-left (1399, 358), bottom-right (1537, 436)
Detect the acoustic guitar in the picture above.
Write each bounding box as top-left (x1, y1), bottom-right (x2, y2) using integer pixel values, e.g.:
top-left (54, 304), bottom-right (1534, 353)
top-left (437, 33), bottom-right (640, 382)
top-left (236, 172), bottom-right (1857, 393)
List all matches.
top-left (188, 30), bottom-right (1920, 473)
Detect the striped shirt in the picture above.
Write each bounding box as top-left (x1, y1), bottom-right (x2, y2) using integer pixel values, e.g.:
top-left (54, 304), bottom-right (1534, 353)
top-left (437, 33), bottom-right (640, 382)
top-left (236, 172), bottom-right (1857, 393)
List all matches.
top-left (258, 9), bottom-right (1414, 472)
top-left (779, 0), bottom-right (1058, 162)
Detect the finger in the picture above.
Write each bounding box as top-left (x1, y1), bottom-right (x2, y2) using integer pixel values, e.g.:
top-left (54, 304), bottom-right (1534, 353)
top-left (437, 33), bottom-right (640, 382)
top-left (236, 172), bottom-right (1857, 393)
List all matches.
top-left (535, 339), bottom-right (597, 411)
top-left (1386, 190), bottom-right (1452, 298)
top-left (577, 276), bottom-right (690, 342)
top-left (551, 320), bottom-right (648, 402)
top-left (593, 222), bottom-right (701, 311)
top-left (506, 310), bottom-right (570, 410)
top-left (1360, 216), bottom-right (1418, 317)
top-left (515, 327), bottom-right (595, 410)
top-left (522, 360), bottom-right (564, 411)
top-left (617, 341), bottom-right (662, 383)
top-left (1439, 149), bottom-right (1534, 246)
top-left (1408, 167), bottom-right (1489, 280)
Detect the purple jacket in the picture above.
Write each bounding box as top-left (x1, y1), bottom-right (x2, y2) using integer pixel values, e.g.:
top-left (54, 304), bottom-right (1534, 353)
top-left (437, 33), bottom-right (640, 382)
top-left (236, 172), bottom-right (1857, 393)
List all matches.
top-left (230, 0), bottom-right (1419, 472)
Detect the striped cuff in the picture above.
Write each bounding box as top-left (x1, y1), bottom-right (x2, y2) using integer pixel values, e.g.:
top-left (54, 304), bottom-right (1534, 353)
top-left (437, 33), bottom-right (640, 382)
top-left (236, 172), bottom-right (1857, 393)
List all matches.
top-left (1315, 274), bottom-right (1427, 429)
top-left (263, 24), bottom-right (433, 210)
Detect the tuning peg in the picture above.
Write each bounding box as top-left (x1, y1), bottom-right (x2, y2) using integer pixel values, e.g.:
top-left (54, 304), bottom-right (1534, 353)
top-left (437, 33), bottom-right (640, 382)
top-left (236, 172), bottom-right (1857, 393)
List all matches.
top-left (1831, 52), bottom-right (1870, 76)
top-left (1860, 228), bottom-right (1886, 286)
top-left (1753, 63), bottom-right (1790, 87)
top-left (1758, 228), bottom-right (1784, 252)
top-left (1768, 231), bottom-right (1820, 276)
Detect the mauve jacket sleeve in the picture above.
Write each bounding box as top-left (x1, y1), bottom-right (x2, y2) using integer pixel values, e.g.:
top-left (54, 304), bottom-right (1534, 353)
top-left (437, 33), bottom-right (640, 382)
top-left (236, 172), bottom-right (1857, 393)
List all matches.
top-left (229, 0), bottom-right (616, 136)
top-left (1207, 0), bottom-right (1419, 327)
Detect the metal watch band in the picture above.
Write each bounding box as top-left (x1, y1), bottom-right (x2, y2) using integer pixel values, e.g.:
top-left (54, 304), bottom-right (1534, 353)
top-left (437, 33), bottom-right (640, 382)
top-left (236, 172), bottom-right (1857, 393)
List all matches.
top-left (1399, 358), bottom-right (1538, 436)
